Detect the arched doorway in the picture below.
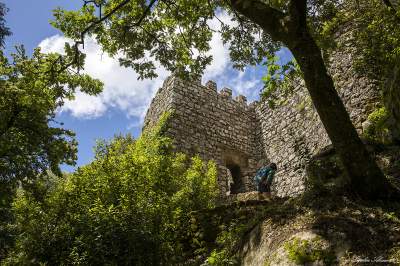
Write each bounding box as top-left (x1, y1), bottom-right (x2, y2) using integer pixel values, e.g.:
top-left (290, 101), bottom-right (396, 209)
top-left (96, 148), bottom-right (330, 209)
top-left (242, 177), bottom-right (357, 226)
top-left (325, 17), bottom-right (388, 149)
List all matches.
top-left (226, 162), bottom-right (243, 194)
top-left (222, 149), bottom-right (249, 194)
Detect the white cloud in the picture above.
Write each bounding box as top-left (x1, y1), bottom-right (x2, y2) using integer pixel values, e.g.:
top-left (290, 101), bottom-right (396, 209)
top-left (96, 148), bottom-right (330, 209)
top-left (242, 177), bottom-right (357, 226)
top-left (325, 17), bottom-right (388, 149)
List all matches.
top-left (39, 35), bottom-right (169, 121)
top-left (39, 17), bottom-right (266, 122)
top-left (62, 90), bottom-right (107, 119)
top-left (202, 13), bottom-right (233, 79)
top-left (203, 13), bottom-right (265, 102)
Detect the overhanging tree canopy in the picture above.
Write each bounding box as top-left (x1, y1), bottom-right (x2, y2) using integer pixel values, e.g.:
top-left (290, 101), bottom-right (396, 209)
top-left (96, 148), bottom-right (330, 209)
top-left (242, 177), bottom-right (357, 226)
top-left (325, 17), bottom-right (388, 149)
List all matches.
top-left (52, 0), bottom-right (400, 199)
top-left (0, 47), bottom-right (103, 186)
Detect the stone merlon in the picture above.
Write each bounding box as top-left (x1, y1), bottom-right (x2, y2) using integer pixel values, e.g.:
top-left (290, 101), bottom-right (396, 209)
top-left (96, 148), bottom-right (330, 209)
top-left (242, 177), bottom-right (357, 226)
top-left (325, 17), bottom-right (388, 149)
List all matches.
top-left (236, 95), bottom-right (247, 105)
top-left (206, 80), bottom-right (217, 91)
top-left (220, 87), bottom-right (232, 98)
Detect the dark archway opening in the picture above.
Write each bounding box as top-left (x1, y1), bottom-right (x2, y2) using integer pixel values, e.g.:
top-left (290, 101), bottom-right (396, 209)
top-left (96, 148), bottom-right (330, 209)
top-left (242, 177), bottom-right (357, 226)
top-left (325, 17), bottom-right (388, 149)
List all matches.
top-left (227, 163), bottom-right (244, 194)
top-left (222, 148), bottom-right (250, 195)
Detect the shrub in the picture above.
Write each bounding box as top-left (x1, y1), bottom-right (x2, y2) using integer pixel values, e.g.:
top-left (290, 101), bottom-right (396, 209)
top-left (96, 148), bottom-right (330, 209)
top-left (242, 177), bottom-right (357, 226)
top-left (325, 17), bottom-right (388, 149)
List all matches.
top-left (4, 112), bottom-right (218, 265)
top-left (363, 107), bottom-right (391, 144)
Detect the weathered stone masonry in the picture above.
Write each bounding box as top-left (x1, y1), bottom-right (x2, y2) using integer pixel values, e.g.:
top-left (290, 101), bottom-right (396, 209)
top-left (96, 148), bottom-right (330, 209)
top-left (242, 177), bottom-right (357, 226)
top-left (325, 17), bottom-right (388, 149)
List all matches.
top-left (144, 33), bottom-right (381, 197)
top-left (254, 30), bottom-right (381, 197)
top-left (144, 76), bottom-right (264, 196)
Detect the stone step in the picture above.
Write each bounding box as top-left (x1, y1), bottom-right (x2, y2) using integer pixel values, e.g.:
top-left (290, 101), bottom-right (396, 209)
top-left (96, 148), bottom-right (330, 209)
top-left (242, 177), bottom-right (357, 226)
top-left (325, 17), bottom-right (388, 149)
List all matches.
top-left (226, 191), bottom-right (272, 204)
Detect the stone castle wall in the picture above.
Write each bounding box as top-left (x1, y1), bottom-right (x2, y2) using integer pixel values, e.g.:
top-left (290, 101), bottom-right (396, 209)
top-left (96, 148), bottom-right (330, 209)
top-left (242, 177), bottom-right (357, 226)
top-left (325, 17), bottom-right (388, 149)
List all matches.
top-left (143, 29), bottom-right (381, 197)
top-left (144, 76), bottom-right (264, 195)
top-left (254, 30), bottom-right (381, 197)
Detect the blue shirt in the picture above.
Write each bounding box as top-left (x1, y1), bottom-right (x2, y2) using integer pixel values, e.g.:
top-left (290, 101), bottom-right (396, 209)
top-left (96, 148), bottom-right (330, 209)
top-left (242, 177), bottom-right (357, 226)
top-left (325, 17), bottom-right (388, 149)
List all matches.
top-left (254, 166), bottom-right (275, 185)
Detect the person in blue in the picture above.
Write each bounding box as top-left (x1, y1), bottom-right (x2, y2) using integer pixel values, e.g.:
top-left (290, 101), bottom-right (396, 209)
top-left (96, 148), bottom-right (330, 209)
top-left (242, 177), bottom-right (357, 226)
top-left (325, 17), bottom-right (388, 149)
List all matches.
top-left (254, 162), bottom-right (277, 194)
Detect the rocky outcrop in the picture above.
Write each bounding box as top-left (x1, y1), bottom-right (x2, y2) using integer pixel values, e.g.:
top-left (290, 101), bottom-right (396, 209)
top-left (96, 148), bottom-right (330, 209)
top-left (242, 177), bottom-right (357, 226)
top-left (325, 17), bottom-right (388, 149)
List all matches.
top-left (239, 202), bottom-right (400, 266)
top-left (188, 142), bottom-right (400, 266)
top-left (239, 142), bottom-right (400, 265)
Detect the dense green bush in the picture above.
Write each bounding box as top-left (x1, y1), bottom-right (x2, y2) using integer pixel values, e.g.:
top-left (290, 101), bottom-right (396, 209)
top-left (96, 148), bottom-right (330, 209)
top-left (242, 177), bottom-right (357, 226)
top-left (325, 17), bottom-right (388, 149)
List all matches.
top-left (362, 107), bottom-right (391, 144)
top-left (0, 45), bottom-right (102, 263)
top-left (4, 112), bottom-right (218, 265)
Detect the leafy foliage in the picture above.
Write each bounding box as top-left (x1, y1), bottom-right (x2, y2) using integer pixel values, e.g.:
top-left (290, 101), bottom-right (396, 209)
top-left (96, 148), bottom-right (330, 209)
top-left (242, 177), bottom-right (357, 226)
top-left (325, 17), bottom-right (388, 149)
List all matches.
top-left (49, 0), bottom-right (349, 81)
top-left (193, 203), bottom-right (275, 266)
top-left (363, 107), bottom-right (391, 144)
top-left (314, 0), bottom-right (400, 81)
top-left (0, 7), bottom-right (102, 260)
top-left (261, 56), bottom-right (302, 108)
top-left (0, 182), bottom-right (15, 260)
top-left (50, 0), bottom-right (285, 79)
top-left (0, 47), bottom-right (102, 186)
top-left (0, 2), bottom-right (11, 48)
top-left (206, 249), bottom-right (236, 266)
top-left (0, 46), bottom-right (102, 261)
top-left (351, 0), bottom-right (400, 81)
top-left (261, 0), bottom-right (400, 109)
top-left (307, 0), bottom-right (400, 60)
top-left (390, 246), bottom-right (400, 264)
top-left (4, 112), bottom-right (218, 265)
top-left (204, 220), bottom-right (245, 266)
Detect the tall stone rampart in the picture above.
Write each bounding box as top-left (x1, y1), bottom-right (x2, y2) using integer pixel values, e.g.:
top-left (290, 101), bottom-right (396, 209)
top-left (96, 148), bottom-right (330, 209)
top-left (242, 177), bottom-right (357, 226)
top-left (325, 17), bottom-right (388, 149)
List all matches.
top-left (255, 29), bottom-right (381, 197)
top-left (144, 27), bottom-right (381, 197)
top-left (144, 76), bottom-right (264, 195)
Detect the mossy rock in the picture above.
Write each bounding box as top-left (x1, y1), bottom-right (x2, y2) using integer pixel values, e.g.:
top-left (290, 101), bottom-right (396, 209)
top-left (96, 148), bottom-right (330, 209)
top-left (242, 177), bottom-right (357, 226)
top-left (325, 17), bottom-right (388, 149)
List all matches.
top-left (284, 236), bottom-right (336, 265)
top-left (265, 232), bottom-right (339, 266)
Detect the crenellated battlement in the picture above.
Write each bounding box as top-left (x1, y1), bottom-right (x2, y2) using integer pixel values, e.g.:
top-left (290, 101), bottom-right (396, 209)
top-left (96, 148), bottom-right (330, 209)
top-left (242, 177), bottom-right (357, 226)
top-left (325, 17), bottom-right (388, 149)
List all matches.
top-left (164, 74), bottom-right (252, 107)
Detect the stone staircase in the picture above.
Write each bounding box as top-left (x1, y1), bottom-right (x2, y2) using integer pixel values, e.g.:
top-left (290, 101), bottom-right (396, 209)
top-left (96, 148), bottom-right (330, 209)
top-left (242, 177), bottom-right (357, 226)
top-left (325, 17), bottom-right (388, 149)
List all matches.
top-left (224, 191), bottom-right (273, 205)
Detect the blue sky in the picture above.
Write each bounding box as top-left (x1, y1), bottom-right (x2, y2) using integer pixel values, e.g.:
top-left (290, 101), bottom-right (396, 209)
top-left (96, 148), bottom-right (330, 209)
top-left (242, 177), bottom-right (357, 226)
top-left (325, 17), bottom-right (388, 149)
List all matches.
top-left (3, 0), bottom-right (291, 171)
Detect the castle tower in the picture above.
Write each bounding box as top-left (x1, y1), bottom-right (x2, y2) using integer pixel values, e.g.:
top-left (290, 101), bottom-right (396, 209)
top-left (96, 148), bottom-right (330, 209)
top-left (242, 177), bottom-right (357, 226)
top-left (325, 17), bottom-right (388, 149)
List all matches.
top-left (143, 75), bottom-right (264, 196)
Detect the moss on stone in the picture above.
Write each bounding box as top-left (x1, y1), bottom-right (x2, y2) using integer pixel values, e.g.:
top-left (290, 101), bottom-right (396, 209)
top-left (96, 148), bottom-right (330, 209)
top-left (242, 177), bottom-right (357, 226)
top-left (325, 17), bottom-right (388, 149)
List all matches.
top-left (284, 237), bottom-right (336, 265)
top-left (389, 246), bottom-right (400, 264)
top-left (363, 107), bottom-right (391, 144)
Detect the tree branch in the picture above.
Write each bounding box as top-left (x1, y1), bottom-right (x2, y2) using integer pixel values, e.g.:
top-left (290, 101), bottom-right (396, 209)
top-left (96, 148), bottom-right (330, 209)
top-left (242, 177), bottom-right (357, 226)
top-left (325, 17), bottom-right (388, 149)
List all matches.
top-left (208, 0), bottom-right (224, 26)
top-left (162, 0), bottom-right (194, 56)
top-left (0, 105), bottom-right (20, 139)
top-left (288, 0), bottom-right (307, 29)
top-left (228, 0), bottom-right (286, 42)
top-left (55, 0), bottom-right (158, 75)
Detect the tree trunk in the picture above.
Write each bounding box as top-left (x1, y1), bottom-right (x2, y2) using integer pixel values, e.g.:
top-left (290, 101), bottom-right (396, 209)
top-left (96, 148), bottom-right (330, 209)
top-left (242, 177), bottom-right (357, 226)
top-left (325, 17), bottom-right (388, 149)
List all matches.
top-left (288, 32), bottom-right (397, 199)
